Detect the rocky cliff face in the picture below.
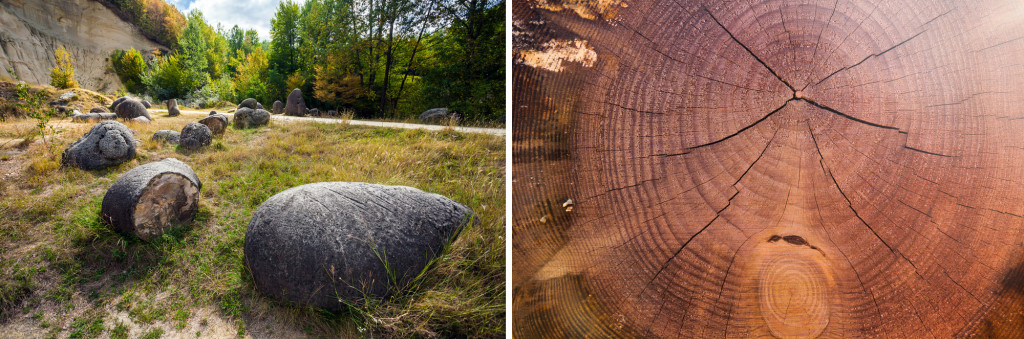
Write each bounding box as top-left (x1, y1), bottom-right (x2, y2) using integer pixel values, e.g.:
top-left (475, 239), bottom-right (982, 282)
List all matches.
top-left (0, 0), bottom-right (168, 92)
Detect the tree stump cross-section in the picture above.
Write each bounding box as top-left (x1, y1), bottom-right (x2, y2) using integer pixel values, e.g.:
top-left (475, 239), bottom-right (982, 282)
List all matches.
top-left (513, 0), bottom-right (1024, 337)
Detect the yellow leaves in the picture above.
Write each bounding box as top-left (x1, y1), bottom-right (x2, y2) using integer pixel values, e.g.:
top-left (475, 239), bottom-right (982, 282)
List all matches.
top-left (49, 46), bottom-right (79, 89)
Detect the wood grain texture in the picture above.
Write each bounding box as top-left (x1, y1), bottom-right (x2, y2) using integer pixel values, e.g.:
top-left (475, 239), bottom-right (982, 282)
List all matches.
top-left (512, 0), bottom-right (1024, 337)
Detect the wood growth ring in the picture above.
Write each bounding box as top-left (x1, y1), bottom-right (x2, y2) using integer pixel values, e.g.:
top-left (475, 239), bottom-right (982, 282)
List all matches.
top-left (513, 0), bottom-right (1024, 337)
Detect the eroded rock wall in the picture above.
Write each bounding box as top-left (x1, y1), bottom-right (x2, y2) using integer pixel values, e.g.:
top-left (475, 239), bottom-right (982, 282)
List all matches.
top-left (0, 0), bottom-right (167, 92)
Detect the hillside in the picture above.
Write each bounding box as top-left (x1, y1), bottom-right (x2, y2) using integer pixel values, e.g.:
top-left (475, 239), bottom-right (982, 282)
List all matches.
top-left (0, 0), bottom-right (168, 92)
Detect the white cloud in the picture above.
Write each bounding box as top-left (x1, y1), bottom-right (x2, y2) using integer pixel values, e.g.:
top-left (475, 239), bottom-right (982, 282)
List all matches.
top-left (183, 0), bottom-right (305, 41)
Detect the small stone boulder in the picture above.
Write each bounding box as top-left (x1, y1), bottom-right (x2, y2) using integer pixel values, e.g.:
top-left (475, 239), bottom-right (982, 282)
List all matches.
top-left (141, 100), bottom-right (152, 108)
top-left (244, 182), bottom-right (475, 310)
top-left (90, 106), bottom-right (109, 113)
top-left (61, 121), bottom-right (137, 170)
top-left (238, 98), bottom-right (259, 110)
top-left (152, 130), bottom-right (180, 144)
top-left (284, 89), bottom-right (306, 116)
top-left (115, 99), bottom-right (152, 120)
top-left (110, 96), bottom-right (127, 110)
top-left (58, 91), bottom-right (77, 102)
top-left (272, 100), bottom-right (284, 114)
top-left (256, 103), bottom-right (264, 110)
top-left (209, 111), bottom-right (217, 116)
top-left (72, 113), bottom-right (117, 123)
top-left (233, 108), bottom-right (270, 129)
top-left (418, 108), bottom-right (449, 123)
top-left (101, 158), bottom-right (202, 241)
top-left (199, 114), bottom-right (229, 134)
top-left (179, 123), bottom-right (212, 150)
top-left (167, 99), bottom-right (180, 117)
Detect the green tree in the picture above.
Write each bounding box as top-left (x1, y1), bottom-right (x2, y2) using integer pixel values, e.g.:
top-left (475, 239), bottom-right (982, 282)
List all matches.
top-left (269, 1), bottom-right (302, 99)
top-left (145, 55), bottom-right (188, 100)
top-left (111, 48), bottom-right (147, 93)
top-left (177, 9), bottom-right (211, 93)
top-left (421, 0), bottom-right (504, 121)
top-left (49, 46), bottom-right (79, 89)
top-left (234, 47), bottom-right (271, 104)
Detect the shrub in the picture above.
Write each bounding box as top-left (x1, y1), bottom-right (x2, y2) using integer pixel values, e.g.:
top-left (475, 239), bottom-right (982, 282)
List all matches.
top-left (49, 46), bottom-right (79, 89)
top-left (144, 55), bottom-right (189, 100)
top-left (111, 48), bottom-right (148, 93)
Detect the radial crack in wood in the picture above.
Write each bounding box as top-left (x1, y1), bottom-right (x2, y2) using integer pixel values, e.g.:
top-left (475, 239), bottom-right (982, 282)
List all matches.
top-left (513, 0), bottom-right (1024, 337)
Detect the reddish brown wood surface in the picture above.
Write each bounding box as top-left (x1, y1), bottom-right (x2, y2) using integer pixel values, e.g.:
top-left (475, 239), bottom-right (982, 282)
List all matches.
top-left (512, 0), bottom-right (1024, 337)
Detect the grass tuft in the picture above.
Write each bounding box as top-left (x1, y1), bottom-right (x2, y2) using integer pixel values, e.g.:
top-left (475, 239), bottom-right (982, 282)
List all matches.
top-left (0, 115), bottom-right (504, 337)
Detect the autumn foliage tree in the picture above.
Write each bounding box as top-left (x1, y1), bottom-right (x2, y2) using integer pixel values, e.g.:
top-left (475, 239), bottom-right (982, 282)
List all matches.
top-left (111, 48), bottom-right (147, 93)
top-left (49, 46), bottom-right (79, 89)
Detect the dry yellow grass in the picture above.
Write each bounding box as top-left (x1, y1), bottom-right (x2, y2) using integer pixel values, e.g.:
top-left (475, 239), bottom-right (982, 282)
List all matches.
top-left (0, 112), bottom-right (504, 338)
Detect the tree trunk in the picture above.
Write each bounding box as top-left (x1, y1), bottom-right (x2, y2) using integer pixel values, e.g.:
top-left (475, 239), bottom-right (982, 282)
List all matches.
top-left (392, 2), bottom-right (436, 115)
top-left (381, 17), bottom-right (396, 117)
top-left (512, 0), bottom-right (1024, 337)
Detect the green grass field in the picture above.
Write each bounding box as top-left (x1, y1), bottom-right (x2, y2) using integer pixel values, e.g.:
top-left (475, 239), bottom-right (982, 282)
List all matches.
top-left (0, 115), bottom-right (505, 338)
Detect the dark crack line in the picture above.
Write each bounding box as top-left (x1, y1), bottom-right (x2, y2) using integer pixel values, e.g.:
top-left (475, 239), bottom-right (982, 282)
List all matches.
top-left (704, 6), bottom-right (794, 91)
top-left (802, 98), bottom-right (955, 157)
top-left (687, 100), bottom-right (790, 150)
top-left (812, 30), bottom-right (928, 88)
top-left (638, 130), bottom-right (776, 299)
top-left (799, 97), bottom-right (899, 130)
top-left (807, 123), bottom-right (898, 255)
top-left (904, 146), bottom-right (952, 157)
top-left (918, 8), bottom-right (955, 29)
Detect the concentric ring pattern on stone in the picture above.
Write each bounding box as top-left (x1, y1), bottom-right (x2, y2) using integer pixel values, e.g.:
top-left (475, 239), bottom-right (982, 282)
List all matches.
top-left (513, 0), bottom-right (1024, 337)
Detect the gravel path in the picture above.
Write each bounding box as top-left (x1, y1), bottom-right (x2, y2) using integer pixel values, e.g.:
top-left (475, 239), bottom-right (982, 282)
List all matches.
top-left (152, 109), bottom-right (505, 137)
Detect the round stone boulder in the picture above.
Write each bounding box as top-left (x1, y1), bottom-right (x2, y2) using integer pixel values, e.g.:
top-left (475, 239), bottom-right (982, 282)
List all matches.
top-left (90, 106), bottom-right (109, 113)
top-left (115, 98), bottom-right (152, 120)
top-left (179, 123), bottom-right (212, 150)
top-left (61, 121), bottom-right (137, 170)
top-left (167, 99), bottom-right (180, 117)
top-left (244, 182), bottom-right (475, 311)
top-left (141, 100), bottom-right (152, 108)
top-left (199, 114), bottom-right (229, 134)
top-left (418, 108), bottom-right (449, 123)
top-left (284, 88), bottom-right (306, 116)
top-left (233, 108), bottom-right (270, 129)
top-left (101, 158), bottom-right (201, 241)
top-left (152, 130), bottom-right (180, 144)
top-left (238, 98), bottom-right (259, 110)
top-left (110, 96), bottom-right (127, 110)
top-left (272, 100), bottom-right (283, 114)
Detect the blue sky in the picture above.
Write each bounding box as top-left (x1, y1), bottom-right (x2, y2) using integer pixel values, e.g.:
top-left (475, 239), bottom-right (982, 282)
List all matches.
top-left (165, 0), bottom-right (304, 40)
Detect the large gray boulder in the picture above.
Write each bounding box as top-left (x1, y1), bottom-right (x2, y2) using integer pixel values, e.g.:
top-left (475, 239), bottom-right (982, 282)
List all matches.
top-left (101, 158), bottom-right (201, 241)
top-left (284, 88), bottom-right (306, 116)
top-left (238, 98), bottom-right (259, 110)
top-left (272, 100), bottom-right (284, 114)
top-left (61, 121), bottom-right (137, 170)
top-left (199, 114), bottom-right (229, 134)
top-left (179, 123), bottom-right (212, 150)
top-left (243, 182), bottom-right (475, 311)
top-left (167, 99), bottom-right (180, 117)
top-left (152, 130), bottom-right (180, 144)
top-left (114, 98), bottom-right (152, 120)
top-left (233, 108), bottom-right (270, 129)
top-left (418, 108), bottom-right (449, 123)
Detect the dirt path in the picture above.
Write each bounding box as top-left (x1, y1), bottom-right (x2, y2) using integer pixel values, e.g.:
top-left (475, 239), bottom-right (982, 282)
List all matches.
top-left (152, 109), bottom-right (506, 137)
